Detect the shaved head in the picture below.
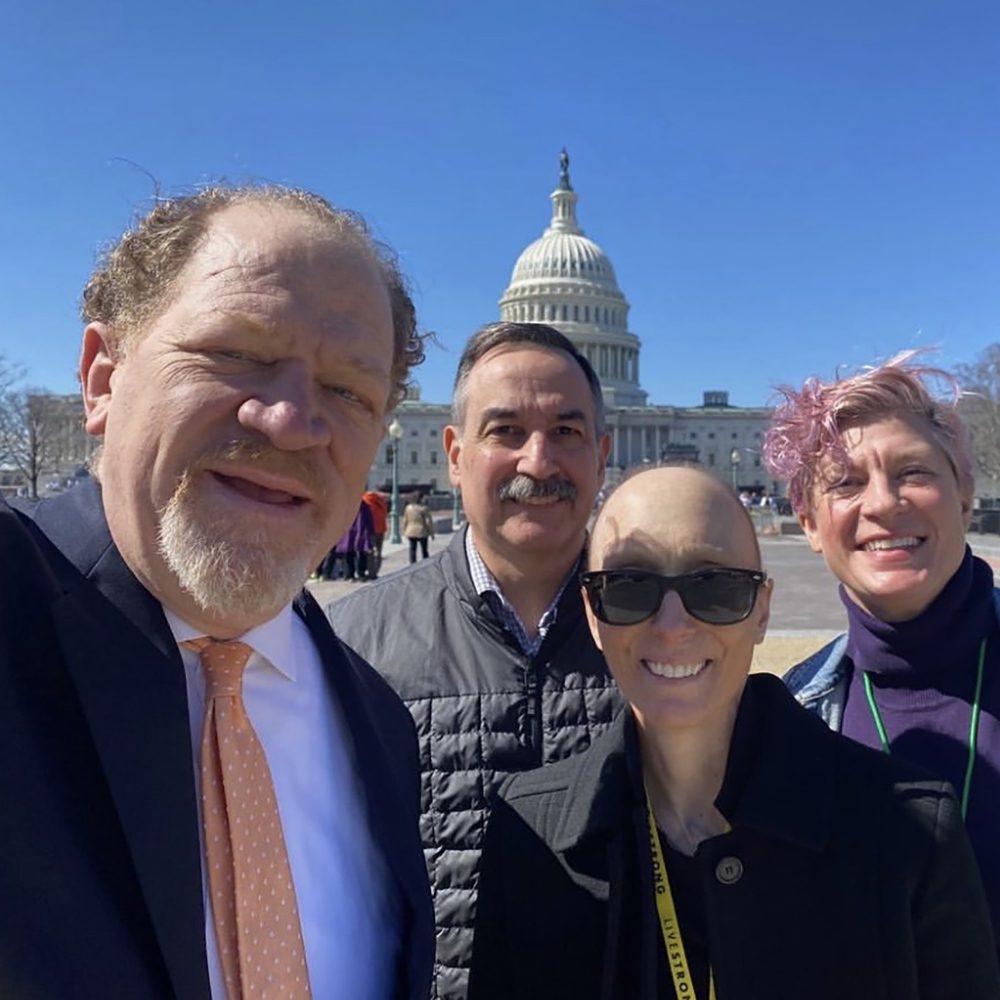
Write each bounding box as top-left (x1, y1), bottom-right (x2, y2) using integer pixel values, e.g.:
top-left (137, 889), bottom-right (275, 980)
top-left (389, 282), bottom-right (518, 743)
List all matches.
top-left (582, 465), bottom-right (772, 736)
top-left (590, 466), bottom-right (761, 573)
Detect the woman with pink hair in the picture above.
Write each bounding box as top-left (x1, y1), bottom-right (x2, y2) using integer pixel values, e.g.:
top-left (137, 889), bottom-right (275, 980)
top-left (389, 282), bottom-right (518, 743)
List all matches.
top-left (765, 352), bottom-right (1000, 957)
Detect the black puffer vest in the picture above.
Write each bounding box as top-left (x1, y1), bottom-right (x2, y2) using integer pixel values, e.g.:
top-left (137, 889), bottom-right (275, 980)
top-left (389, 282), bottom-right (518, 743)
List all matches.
top-left (328, 528), bottom-right (621, 1000)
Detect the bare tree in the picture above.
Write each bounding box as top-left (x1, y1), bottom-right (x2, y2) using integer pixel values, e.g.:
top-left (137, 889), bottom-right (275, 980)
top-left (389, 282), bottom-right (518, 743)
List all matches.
top-left (0, 355), bottom-right (22, 398)
top-left (956, 344), bottom-right (1000, 497)
top-left (0, 358), bottom-right (73, 498)
top-left (0, 357), bottom-right (25, 493)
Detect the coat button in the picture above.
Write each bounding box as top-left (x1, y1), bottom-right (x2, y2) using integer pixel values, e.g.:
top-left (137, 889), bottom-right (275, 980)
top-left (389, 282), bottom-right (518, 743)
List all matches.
top-left (715, 856), bottom-right (743, 885)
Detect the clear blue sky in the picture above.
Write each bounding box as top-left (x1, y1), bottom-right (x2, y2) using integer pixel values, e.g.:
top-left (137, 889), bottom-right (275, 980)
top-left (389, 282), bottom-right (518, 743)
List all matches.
top-left (2, 0), bottom-right (997, 407)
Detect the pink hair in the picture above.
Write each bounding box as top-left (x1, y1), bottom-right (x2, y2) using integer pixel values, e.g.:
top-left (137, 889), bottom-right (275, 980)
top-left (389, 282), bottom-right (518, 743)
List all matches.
top-left (763, 350), bottom-right (974, 514)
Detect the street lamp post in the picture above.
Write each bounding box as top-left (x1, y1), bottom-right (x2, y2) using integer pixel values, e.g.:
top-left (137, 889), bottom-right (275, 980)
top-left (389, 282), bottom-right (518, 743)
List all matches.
top-left (452, 486), bottom-right (462, 530)
top-left (729, 447), bottom-right (742, 490)
top-left (388, 417), bottom-right (404, 544)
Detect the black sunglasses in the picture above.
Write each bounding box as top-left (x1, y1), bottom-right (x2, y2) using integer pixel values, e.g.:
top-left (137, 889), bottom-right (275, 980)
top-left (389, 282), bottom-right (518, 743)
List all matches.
top-left (581, 567), bottom-right (767, 626)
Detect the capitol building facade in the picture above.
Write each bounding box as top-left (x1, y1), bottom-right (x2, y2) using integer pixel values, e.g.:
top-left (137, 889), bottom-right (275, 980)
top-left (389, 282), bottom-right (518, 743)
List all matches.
top-left (368, 155), bottom-right (777, 498)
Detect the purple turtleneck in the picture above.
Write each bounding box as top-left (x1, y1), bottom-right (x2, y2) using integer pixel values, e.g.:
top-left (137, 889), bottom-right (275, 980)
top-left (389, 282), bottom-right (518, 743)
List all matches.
top-left (841, 546), bottom-right (1000, 948)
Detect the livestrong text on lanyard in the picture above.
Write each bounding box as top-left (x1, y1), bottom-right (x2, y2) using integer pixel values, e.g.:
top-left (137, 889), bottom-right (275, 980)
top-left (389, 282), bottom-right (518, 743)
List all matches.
top-left (644, 788), bottom-right (717, 1000)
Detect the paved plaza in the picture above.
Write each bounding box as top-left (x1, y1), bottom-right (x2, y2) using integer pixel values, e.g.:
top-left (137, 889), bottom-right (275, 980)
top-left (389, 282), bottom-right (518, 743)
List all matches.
top-left (314, 527), bottom-right (1000, 678)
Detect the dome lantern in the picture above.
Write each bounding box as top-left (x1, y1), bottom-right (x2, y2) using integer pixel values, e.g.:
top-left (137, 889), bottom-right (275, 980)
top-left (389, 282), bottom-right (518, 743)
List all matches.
top-left (547, 148), bottom-right (581, 236)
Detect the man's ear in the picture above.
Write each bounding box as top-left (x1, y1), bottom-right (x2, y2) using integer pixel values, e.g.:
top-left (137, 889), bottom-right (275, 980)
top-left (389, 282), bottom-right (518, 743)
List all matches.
top-left (80, 323), bottom-right (120, 437)
top-left (597, 430), bottom-right (611, 477)
top-left (443, 425), bottom-right (462, 489)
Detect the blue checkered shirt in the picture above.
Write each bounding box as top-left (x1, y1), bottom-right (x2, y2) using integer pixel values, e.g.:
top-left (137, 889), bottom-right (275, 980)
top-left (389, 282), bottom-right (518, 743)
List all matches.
top-left (464, 529), bottom-right (579, 657)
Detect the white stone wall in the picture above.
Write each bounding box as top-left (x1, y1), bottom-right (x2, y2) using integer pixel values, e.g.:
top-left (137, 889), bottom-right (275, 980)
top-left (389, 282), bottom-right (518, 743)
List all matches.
top-left (370, 398), bottom-right (781, 498)
top-left (368, 402), bottom-right (452, 493)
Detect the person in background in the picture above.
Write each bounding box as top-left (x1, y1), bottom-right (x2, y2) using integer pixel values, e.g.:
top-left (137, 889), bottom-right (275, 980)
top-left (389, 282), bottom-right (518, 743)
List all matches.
top-left (0, 184), bottom-right (433, 998)
top-left (470, 466), bottom-right (999, 1000)
top-left (316, 544), bottom-right (340, 582)
top-left (329, 322), bottom-right (620, 999)
top-left (765, 351), bottom-right (1000, 958)
top-left (334, 498), bottom-right (376, 581)
top-left (363, 489), bottom-right (389, 579)
top-left (402, 492), bottom-right (434, 563)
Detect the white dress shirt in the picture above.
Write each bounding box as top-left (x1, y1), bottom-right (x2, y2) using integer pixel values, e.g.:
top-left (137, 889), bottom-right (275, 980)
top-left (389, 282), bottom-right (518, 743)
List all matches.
top-left (166, 606), bottom-right (400, 999)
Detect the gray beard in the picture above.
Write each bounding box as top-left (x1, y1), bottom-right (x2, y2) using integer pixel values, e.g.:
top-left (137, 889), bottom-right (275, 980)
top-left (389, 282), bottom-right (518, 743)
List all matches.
top-left (157, 474), bottom-right (313, 621)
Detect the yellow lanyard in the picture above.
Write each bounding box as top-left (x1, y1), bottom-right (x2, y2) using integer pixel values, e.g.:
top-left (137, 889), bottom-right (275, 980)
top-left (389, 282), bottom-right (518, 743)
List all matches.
top-left (644, 790), bottom-right (717, 1000)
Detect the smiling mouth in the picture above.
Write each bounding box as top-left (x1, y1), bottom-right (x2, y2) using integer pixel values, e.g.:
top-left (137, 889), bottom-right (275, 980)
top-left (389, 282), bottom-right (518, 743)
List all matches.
top-left (861, 536), bottom-right (923, 552)
top-left (211, 471), bottom-right (309, 507)
top-left (643, 660), bottom-right (708, 679)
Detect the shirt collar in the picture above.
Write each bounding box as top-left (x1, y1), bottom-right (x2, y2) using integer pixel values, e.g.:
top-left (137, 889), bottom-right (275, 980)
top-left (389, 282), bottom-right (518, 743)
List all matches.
top-left (465, 528), bottom-right (576, 655)
top-left (464, 527), bottom-right (580, 606)
top-left (163, 603), bottom-right (298, 682)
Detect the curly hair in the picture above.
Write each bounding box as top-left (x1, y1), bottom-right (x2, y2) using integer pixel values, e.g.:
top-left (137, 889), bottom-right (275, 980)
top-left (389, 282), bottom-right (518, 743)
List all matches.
top-left (81, 184), bottom-right (424, 407)
top-left (763, 351), bottom-right (973, 514)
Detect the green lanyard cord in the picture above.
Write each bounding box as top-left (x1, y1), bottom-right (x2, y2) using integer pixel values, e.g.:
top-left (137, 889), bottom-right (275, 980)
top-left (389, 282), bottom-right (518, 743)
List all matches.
top-left (861, 636), bottom-right (987, 821)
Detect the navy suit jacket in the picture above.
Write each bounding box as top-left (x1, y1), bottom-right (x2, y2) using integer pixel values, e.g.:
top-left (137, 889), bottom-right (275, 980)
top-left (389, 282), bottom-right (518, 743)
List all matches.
top-left (0, 480), bottom-right (433, 999)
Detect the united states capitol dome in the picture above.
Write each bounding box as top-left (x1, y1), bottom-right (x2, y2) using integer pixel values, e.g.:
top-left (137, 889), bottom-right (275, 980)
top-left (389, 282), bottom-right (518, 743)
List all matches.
top-left (508, 210), bottom-right (620, 293)
top-left (499, 151), bottom-right (646, 406)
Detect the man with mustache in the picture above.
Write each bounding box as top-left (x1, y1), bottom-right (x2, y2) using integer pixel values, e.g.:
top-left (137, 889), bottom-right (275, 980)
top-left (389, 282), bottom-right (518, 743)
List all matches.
top-left (329, 321), bottom-right (621, 999)
top-left (0, 186), bottom-right (433, 999)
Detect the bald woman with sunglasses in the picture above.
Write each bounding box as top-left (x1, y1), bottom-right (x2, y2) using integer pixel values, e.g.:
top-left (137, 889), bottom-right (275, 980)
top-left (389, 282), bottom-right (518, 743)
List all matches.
top-left (469, 466), bottom-right (998, 1000)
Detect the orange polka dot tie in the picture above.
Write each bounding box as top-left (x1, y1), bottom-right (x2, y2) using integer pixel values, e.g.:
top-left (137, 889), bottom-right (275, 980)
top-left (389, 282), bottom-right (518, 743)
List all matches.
top-left (185, 638), bottom-right (312, 1000)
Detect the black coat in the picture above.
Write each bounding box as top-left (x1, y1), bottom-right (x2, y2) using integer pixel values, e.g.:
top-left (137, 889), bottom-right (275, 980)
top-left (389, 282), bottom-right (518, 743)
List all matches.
top-left (469, 674), bottom-right (1000, 1000)
top-left (0, 481), bottom-right (434, 999)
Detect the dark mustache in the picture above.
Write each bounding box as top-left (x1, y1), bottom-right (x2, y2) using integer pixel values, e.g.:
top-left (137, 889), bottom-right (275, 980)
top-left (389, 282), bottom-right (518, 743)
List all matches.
top-left (497, 475), bottom-right (577, 503)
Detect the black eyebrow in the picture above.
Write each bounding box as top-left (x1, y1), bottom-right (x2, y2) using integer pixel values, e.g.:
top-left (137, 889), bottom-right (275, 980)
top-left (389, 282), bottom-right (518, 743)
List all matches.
top-left (479, 407), bottom-right (518, 423)
top-left (476, 407), bottom-right (590, 435)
